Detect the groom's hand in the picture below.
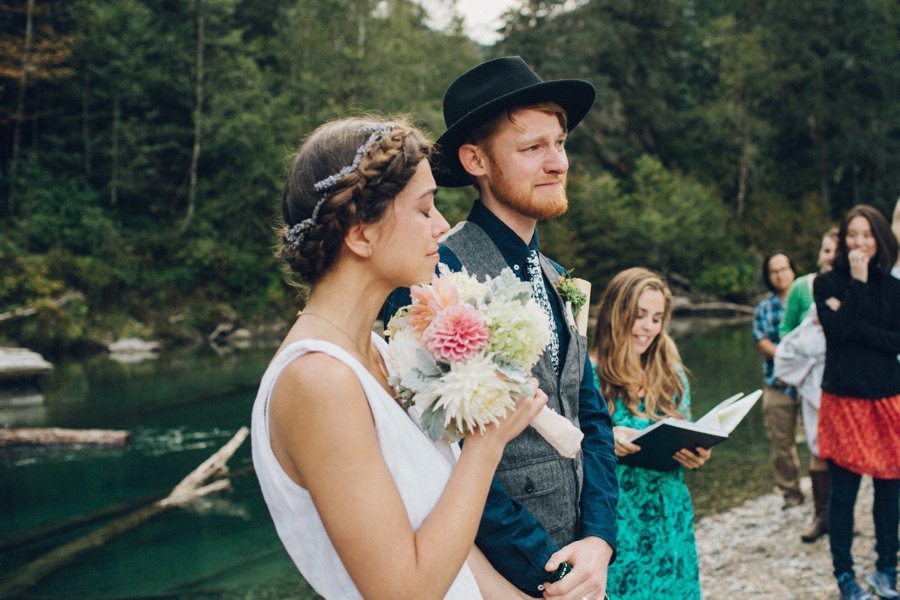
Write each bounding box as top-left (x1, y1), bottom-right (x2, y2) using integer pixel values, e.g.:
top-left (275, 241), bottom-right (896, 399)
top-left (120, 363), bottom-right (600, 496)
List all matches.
top-left (541, 536), bottom-right (612, 599)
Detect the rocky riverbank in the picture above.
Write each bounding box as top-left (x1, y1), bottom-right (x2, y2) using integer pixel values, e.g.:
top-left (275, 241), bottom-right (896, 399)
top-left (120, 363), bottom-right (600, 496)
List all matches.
top-left (698, 475), bottom-right (877, 599)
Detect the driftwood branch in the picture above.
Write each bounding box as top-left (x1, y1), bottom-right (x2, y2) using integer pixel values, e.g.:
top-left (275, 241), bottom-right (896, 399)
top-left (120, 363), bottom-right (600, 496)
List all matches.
top-left (159, 425), bottom-right (248, 506)
top-left (0, 491), bottom-right (165, 554)
top-left (0, 426), bottom-right (249, 599)
top-left (0, 464), bottom-right (255, 554)
top-left (673, 300), bottom-right (754, 316)
top-left (0, 427), bottom-right (130, 448)
top-left (0, 291), bottom-right (84, 323)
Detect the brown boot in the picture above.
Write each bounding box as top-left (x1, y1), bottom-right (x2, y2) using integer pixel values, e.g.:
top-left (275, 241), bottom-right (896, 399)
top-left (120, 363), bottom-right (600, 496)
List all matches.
top-left (801, 470), bottom-right (829, 543)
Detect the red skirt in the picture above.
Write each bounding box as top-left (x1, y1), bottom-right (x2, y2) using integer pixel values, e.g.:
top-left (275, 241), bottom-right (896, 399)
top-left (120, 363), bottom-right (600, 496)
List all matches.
top-left (818, 391), bottom-right (900, 479)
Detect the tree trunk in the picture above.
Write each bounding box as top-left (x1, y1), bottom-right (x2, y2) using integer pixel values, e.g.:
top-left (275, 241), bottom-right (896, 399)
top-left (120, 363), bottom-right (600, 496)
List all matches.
top-left (809, 115), bottom-right (830, 209)
top-left (818, 140), bottom-right (830, 208)
top-left (110, 93), bottom-right (120, 206)
top-left (736, 119), bottom-right (751, 218)
top-left (8, 0), bottom-right (36, 214)
top-left (356, 0), bottom-right (367, 59)
top-left (181, 0), bottom-right (205, 234)
top-left (83, 69), bottom-right (92, 177)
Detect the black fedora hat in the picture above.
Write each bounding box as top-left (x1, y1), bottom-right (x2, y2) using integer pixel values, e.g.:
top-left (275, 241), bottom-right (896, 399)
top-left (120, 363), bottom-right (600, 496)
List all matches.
top-left (433, 56), bottom-right (595, 187)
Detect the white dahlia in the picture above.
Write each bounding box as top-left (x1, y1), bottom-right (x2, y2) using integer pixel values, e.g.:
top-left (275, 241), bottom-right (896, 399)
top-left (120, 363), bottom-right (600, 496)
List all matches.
top-left (428, 355), bottom-right (515, 438)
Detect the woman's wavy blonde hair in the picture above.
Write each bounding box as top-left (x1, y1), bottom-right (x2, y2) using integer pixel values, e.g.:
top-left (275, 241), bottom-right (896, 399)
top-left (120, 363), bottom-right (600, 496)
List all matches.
top-left (591, 267), bottom-right (687, 421)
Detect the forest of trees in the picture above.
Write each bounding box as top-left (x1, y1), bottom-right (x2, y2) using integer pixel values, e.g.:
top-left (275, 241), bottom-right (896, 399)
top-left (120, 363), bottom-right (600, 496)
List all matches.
top-left (1, 0), bottom-right (898, 354)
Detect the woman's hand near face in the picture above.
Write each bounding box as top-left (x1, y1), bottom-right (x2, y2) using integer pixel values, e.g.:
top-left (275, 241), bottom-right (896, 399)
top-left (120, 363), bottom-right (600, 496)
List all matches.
top-left (612, 425), bottom-right (642, 457)
top-left (848, 248), bottom-right (870, 283)
top-left (674, 446), bottom-right (712, 470)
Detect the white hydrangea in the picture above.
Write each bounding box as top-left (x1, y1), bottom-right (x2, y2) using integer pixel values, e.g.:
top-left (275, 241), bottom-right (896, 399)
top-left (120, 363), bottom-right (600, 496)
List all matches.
top-left (483, 298), bottom-right (551, 369)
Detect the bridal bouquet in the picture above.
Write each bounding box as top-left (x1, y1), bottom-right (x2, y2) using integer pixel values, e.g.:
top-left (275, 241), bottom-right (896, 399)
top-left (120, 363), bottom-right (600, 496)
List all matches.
top-left (385, 265), bottom-right (583, 458)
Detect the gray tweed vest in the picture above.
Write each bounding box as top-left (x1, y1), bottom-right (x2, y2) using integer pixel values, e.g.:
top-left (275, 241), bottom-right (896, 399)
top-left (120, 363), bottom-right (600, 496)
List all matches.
top-left (443, 221), bottom-right (586, 547)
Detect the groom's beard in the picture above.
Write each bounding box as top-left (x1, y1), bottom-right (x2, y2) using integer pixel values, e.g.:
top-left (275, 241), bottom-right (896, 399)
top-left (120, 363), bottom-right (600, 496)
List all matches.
top-left (489, 166), bottom-right (568, 221)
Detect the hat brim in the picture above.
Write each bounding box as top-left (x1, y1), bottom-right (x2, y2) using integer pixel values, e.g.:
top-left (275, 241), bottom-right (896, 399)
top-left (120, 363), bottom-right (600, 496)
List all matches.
top-left (432, 79), bottom-right (595, 188)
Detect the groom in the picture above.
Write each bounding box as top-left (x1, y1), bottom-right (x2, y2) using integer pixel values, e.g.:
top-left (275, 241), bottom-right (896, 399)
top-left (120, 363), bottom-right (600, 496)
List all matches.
top-left (384, 56), bottom-right (617, 598)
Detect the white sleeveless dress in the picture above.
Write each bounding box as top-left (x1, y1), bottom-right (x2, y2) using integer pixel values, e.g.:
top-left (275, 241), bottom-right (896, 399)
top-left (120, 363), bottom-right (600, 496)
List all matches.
top-left (250, 334), bottom-right (482, 599)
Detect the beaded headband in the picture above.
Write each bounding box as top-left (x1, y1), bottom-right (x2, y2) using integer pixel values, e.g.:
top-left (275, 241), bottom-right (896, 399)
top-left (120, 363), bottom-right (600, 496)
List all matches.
top-left (283, 123), bottom-right (396, 249)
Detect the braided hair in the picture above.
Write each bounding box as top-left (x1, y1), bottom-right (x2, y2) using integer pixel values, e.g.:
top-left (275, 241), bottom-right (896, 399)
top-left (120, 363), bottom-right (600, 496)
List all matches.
top-left (277, 117), bottom-right (432, 285)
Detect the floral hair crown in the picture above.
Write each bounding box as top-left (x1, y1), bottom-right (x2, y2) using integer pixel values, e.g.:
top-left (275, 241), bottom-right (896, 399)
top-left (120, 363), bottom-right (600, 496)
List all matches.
top-left (283, 122), bottom-right (396, 249)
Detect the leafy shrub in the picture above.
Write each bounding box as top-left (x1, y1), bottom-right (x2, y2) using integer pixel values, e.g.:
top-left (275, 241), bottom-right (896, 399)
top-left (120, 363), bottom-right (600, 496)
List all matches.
top-left (543, 156), bottom-right (755, 302)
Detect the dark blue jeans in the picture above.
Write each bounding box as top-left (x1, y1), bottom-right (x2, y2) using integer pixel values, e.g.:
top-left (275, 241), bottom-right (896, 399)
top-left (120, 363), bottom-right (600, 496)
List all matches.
top-left (828, 460), bottom-right (900, 577)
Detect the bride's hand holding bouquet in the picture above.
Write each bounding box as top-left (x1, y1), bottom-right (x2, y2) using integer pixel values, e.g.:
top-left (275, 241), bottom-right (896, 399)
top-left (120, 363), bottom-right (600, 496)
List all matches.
top-left (386, 266), bottom-right (585, 458)
top-left (462, 377), bottom-right (549, 458)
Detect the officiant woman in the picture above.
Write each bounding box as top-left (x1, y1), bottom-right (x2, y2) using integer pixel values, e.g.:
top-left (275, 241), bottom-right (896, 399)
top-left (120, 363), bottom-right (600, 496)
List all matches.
top-left (250, 116), bottom-right (546, 599)
top-left (590, 267), bottom-right (709, 600)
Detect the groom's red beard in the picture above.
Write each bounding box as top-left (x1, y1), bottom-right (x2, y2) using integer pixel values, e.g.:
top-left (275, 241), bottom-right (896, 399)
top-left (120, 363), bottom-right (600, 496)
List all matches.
top-left (488, 166), bottom-right (569, 220)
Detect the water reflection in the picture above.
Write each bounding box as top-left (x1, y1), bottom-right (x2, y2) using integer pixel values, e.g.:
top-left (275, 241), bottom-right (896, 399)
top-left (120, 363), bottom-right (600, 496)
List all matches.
top-left (0, 319), bottom-right (788, 598)
top-left (0, 385), bottom-right (47, 427)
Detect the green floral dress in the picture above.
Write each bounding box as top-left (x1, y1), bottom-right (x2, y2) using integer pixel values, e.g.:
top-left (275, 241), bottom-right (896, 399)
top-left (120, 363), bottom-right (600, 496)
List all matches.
top-left (593, 369), bottom-right (701, 600)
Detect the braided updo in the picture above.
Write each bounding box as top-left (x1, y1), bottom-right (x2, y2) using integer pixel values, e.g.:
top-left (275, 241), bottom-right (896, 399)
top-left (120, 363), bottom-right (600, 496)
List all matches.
top-left (277, 117), bottom-right (432, 285)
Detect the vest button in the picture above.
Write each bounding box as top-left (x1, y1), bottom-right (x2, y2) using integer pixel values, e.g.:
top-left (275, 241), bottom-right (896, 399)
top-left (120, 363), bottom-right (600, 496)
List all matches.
top-left (523, 478), bottom-right (535, 494)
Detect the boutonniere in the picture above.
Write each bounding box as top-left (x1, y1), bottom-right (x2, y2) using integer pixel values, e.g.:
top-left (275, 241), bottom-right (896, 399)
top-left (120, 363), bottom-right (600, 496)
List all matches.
top-left (556, 272), bottom-right (591, 336)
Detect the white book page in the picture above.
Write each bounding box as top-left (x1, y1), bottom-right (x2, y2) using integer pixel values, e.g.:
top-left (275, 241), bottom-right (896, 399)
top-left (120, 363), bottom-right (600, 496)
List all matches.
top-left (694, 392), bottom-right (744, 431)
top-left (715, 389), bottom-right (762, 433)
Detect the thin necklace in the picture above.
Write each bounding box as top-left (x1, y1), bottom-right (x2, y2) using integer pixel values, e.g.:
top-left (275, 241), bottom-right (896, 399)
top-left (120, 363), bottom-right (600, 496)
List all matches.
top-left (300, 311), bottom-right (389, 382)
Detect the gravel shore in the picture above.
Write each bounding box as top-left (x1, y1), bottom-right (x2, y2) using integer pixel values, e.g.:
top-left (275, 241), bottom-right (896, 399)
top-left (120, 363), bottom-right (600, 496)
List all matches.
top-left (697, 476), bottom-right (879, 599)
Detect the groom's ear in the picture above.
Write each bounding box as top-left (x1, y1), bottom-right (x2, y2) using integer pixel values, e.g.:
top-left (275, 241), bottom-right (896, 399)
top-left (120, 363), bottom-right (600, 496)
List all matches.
top-left (458, 143), bottom-right (488, 178)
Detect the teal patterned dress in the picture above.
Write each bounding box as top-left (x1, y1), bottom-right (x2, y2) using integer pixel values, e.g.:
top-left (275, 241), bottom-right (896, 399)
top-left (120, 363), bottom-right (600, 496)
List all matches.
top-left (593, 369), bottom-right (701, 600)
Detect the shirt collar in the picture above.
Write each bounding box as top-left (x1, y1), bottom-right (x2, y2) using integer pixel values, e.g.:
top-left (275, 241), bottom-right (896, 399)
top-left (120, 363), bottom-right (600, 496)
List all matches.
top-left (768, 293), bottom-right (784, 309)
top-left (466, 201), bottom-right (540, 276)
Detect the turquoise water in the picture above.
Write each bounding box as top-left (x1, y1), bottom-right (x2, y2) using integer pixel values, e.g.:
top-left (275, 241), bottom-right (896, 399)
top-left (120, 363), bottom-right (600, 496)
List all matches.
top-left (0, 319), bottom-right (787, 598)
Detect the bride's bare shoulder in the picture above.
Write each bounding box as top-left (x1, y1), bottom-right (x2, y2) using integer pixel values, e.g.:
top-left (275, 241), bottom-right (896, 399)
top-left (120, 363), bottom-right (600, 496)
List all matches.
top-left (274, 349), bottom-right (361, 401)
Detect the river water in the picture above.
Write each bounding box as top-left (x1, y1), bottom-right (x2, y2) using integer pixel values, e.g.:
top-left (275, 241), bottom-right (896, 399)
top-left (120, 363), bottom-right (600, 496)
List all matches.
top-left (0, 318), bottom-right (801, 598)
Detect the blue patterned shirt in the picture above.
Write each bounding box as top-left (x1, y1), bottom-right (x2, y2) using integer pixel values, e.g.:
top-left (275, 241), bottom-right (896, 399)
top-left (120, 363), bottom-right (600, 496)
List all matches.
top-left (752, 293), bottom-right (790, 389)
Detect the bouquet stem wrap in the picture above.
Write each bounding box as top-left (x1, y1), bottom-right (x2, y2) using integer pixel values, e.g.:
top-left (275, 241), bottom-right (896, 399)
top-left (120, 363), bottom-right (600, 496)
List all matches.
top-left (530, 406), bottom-right (584, 459)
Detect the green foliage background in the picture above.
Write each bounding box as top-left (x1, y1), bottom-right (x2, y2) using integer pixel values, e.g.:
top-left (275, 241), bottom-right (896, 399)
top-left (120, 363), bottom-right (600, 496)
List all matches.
top-left (1, 0), bottom-right (897, 353)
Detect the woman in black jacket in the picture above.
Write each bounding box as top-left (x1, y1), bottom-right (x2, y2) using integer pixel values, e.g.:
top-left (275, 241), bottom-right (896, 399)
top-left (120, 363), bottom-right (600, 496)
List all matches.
top-left (814, 204), bottom-right (900, 600)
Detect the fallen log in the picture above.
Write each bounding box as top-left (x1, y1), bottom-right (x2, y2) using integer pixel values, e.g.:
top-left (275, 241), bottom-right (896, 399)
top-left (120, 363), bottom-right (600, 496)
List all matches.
top-left (0, 464), bottom-right (256, 554)
top-left (672, 300), bottom-right (754, 316)
top-left (0, 491), bottom-right (164, 554)
top-left (0, 427), bottom-right (130, 448)
top-left (0, 426), bottom-right (249, 599)
top-left (167, 547), bottom-right (284, 594)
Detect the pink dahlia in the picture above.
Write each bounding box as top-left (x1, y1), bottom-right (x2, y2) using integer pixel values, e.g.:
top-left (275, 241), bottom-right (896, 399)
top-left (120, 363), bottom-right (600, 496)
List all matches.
top-left (406, 275), bottom-right (460, 337)
top-left (424, 304), bottom-right (489, 363)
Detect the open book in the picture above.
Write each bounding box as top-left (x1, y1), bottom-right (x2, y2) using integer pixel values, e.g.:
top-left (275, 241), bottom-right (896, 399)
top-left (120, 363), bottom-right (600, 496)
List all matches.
top-left (618, 389), bottom-right (762, 471)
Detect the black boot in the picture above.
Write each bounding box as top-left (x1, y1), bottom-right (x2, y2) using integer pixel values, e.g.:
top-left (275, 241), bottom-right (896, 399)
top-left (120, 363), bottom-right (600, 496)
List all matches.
top-left (801, 469), bottom-right (829, 543)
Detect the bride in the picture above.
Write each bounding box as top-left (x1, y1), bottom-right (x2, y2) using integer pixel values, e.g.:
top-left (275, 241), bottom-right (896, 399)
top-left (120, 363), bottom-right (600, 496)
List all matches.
top-left (251, 117), bottom-right (545, 599)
